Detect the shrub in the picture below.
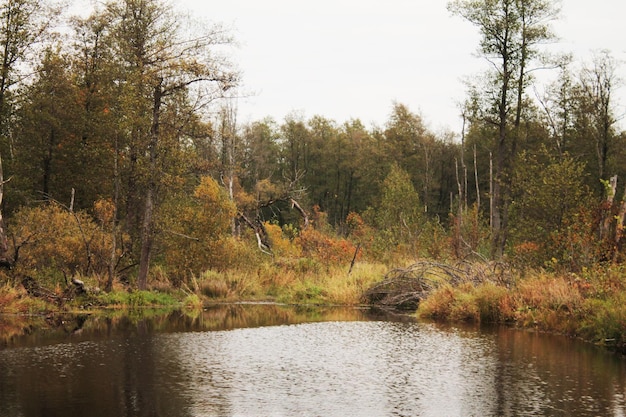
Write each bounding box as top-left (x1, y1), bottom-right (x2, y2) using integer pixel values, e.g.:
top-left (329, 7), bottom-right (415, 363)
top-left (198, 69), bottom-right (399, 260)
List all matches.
top-left (473, 282), bottom-right (513, 322)
top-left (296, 227), bottom-right (359, 267)
top-left (417, 284), bottom-right (457, 320)
top-left (515, 275), bottom-right (583, 312)
top-left (265, 222), bottom-right (300, 258)
top-left (10, 202), bottom-right (115, 284)
top-left (579, 295), bottom-right (626, 349)
top-left (159, 176), bottom-right (237, 284)
top-left (199, 271), bottom-right (230, 299)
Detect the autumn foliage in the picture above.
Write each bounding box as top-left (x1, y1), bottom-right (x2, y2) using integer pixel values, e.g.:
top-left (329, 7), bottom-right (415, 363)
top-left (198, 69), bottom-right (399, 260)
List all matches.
top-left (160, 176), bottom-right (237, 284)
top-left (9, 202), bottom-right (116, 285)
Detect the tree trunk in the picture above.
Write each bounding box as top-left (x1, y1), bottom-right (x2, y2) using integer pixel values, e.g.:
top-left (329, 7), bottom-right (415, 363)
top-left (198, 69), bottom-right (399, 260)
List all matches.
top-left (105, 135), bottom-right (120, 293)
top-left (474, 145), bottom-right (480, 210)
top-left (0, 153), bottom-right (10, 267)
top-left (613, 184), bottom-right (626, 263)
top-left (600, 175), bottom-right (618, 241)
top-left (137, 186), bottom-right (154, 290)
top-left (614, 184), bottom-right (626, 263)
top-left (137, 82), bottom-right (162, 290)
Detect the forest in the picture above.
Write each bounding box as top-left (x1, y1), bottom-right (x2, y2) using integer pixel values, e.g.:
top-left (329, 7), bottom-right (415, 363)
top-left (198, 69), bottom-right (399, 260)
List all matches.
top-left (1, 0), bottom-right (626, 347)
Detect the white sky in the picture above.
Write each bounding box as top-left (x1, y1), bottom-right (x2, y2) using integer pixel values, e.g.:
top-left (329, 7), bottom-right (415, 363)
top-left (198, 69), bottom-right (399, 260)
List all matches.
top-left (86, 0), bottom-right (626, 133)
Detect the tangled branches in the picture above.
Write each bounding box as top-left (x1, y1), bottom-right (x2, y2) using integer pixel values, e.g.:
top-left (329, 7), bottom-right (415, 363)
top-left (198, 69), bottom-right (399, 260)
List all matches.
top-left (363, 261), bottom-right (511, 310)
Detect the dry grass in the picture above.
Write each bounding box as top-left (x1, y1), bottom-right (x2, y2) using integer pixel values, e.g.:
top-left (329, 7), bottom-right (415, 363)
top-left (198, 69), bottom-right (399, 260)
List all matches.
top-left (0, 283), bottom-right (51, 314)
top-left (415, 266), bottom-right (626, 348)
top-left (193, 258), bottom-right (387, 306)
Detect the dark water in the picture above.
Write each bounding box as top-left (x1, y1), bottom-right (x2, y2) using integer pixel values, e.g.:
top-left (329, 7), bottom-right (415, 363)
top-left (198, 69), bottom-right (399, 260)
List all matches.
top-left (1, 304), bottom-right (625, 417)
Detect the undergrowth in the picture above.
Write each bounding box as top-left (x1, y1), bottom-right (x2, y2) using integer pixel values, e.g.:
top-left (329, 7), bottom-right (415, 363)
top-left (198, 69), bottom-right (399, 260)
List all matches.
top-left (417, 265), bottom-right (626, 351)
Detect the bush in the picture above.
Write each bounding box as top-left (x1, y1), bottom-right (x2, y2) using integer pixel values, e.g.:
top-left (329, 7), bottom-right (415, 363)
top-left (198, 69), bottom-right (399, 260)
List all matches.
top-left (297, 227), bottom-right (359, 267)
top-left (199, 271), bottom-right (230, 299)
top-left (473, 282), bottom-right (513, 322)
top-left (579, 296), bottom-right (626, 348)
top-left (159, 176), bottom-right (237, 284)
top-left (10, 202), bottom-right (115, 284)
top-left (515, 275), bottom-right (583, 312)
top-left (417, 284), bottom-right (457, 320)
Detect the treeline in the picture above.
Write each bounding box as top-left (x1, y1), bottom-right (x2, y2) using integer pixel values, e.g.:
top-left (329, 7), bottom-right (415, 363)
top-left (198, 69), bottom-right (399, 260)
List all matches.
top-left (0, 0), bottom-right (624, 292)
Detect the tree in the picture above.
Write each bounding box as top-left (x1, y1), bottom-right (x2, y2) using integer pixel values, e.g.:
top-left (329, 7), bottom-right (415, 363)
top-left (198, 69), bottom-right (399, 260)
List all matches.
top-left (12, 48), bottom-right (83, 206)
top-left (369, 163), bottom-right (423, 244)
top-left (103, 0), bottom-right (238, 289)
top-left (383, 103), bottom-right (435, 213)
top-left (509, 148), bottom-right (591, 257)
top-left (536, 63), bottom-right (577, 158)
top-left (575, 51), bottom-right (621, 186)
top-left (449, 0), bottom-right (559, 257)
top-left (159, 176), bottom-right (236, 284)
top-left (339, 119), bottom-right (380, 218)
top-left (0, 0), bottom-right (63, 159)
top-left (279, 114), bottom-right (310, 184)
top-left (306, 116), bottom-right (348, 226)
top-left (239, 118), bottom-right (281, 191)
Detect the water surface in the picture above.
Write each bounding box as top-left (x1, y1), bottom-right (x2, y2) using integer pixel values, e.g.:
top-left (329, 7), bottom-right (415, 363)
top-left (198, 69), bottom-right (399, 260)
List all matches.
top-left (0, 304), bottom-right (625, 416)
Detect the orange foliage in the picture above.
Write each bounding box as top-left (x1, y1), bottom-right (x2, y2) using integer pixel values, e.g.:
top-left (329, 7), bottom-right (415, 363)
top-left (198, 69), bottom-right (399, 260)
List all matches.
top-left (512, 241), bottom-right (542, 268)
top-left (93, 198), bottom-right (116, 226)
top-left (10, 203), bottom-right (116, 279)
top-left (162, 176), bottom-right (237, 283)
top-left (346, 212), bottom-right (372, 243)
top-left (296, 227), bottom-right (359, 266)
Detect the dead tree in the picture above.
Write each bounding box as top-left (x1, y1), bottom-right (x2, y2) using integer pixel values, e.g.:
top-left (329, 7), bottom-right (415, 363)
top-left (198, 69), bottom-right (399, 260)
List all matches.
top-left (238, 196), bottom-right (309, 254)
top-left (237, 212), bottom-right (272, 255)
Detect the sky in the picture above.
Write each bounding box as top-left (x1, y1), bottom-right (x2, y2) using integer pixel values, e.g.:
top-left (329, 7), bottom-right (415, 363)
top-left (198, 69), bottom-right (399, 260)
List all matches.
top-left (92, 0), bottom-right (626, 133)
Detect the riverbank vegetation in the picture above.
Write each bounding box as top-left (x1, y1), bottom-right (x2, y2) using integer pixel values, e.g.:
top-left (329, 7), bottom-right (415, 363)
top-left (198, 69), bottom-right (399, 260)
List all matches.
top-left (0, 0), bottom-right (626, 352)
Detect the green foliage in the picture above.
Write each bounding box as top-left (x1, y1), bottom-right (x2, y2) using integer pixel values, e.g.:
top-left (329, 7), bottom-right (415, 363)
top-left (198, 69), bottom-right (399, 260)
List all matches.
top-left (97, 290), bottom-right (180, 309)
top-left (509, 149), bottom-right (593, 268)
top-left (0, 0), bottom-right (625, 310)
top-left (365, 164), bottom-right (423, 257)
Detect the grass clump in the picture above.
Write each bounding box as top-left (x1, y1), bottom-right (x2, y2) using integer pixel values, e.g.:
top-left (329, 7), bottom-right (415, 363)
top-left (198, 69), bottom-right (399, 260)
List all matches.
top-left (414, 264), bottom-right (626, 352)
top-left (96, 290), bottom-right (181, 309)
top-left (579, 294), bottom-right (626, 349)
top-left (418, 282), bottom-right (512, 323)
top-left (0, 283), bottom-right (51, 314)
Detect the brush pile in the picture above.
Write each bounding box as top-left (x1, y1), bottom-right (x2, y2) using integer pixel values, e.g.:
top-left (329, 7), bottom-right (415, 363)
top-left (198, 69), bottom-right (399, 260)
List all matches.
top-left (363, 261), bottom-right (511, 310)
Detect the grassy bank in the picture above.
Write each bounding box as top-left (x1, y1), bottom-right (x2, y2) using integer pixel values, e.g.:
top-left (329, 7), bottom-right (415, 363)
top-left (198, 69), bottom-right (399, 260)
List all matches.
top-left (3, 259), bottom-right (626, 354)
top-left (0, 259), bottom-right (388, 314)
top-left (416, 265), bottom-right (626, 353)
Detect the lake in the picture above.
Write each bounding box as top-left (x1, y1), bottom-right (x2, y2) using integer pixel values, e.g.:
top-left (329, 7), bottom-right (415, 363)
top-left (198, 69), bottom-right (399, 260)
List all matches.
top-left (1, 303), bottom-right (625, 416)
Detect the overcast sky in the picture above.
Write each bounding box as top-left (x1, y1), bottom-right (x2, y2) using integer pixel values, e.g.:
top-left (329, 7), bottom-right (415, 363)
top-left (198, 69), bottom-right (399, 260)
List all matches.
top-left (171, 1), bottom-right (626, 132)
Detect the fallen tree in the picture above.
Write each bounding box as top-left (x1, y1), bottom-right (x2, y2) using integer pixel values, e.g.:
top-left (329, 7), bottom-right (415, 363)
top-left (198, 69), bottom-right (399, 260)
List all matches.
top-left (237, 196), bottom-right (309, 254)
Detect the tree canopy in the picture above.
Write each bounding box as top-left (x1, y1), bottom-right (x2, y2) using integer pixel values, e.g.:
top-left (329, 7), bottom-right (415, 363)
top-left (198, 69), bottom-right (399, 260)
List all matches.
top-left (0, 0), bottom-right (624, 290)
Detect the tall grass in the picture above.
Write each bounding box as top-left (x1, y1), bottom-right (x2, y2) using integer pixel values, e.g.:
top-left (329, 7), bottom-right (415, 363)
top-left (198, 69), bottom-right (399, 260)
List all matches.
top-left (418, 282), bottom-right (513, 323)
top-left (0, 283), bottom-right (50, 314)
top-left (193, 259), bottom-right (387, 306)
top-left (416, 266), bottom-right (626, 351)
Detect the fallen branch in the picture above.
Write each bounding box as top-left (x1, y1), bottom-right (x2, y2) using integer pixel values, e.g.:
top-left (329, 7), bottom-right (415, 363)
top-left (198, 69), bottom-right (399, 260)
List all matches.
top-left (363, 260), bottom-right (511, 310)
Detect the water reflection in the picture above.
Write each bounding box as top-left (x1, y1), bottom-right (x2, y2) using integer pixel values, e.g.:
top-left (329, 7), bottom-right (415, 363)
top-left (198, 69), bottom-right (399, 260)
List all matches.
top-left (490, 326), bottom-right (626, 416)
top-left (0, 305), bottom-right (626, 416)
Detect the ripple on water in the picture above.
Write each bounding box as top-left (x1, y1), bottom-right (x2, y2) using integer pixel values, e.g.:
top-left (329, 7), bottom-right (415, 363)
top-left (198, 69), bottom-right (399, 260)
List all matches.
top-left (156, 321), bottom-right (505, 417)
top-left (2, 314), bottom-right (626, 417)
